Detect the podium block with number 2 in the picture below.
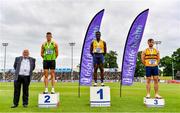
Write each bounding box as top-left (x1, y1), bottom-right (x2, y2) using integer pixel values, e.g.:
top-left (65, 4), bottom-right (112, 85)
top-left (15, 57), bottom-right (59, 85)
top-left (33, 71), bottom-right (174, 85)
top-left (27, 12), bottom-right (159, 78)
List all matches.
top-left (38, 93), bottom-right (60, 108)
top-left (90, 86), bottom-right (111, 107)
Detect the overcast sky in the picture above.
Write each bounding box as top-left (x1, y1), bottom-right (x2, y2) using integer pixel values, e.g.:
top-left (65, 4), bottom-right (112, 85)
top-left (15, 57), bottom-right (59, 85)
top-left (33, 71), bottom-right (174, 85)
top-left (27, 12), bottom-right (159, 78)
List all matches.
top-left (0, 0), bottom-right (180, 70)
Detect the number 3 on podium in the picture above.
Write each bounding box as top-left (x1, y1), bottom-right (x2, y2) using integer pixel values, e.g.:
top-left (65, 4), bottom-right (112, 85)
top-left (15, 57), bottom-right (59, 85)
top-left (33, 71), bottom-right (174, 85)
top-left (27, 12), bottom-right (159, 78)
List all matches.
top-left (154, 99), bottom-right (158, 105)
top-left (97, 89), bottom-right (103, 99)
top-left (44, 95), bottom-right (50, 103)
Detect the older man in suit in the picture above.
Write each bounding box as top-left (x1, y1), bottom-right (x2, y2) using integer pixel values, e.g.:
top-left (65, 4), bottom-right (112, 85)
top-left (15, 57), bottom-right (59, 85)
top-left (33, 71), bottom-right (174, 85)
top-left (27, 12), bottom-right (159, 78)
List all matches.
top-left (11, 49), bottom-right (36, 108)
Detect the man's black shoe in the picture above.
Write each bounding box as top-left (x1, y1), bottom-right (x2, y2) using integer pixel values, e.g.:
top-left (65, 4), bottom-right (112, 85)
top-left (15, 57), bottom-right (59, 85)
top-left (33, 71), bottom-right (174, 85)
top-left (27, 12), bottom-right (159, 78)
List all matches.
top-left (43, 91), bottom-right (48, 94)
top-left (11, 105), bottom-right (18, 108)
top-left (51, 92), bottom-right (55, 94)
top-left (23, 105), bottom-right (28, 108)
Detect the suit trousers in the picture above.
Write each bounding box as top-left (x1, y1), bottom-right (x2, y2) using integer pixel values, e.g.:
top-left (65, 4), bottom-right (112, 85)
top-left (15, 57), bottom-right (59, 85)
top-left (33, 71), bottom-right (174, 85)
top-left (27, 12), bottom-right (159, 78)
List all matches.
top-left (13, 75), bottom-right (30, 106)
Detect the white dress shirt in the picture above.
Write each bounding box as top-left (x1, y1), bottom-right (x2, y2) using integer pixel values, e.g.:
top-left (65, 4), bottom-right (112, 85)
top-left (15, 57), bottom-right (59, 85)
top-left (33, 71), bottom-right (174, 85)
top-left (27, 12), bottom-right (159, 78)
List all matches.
top-left (19, 58), bottom-right (30, 76)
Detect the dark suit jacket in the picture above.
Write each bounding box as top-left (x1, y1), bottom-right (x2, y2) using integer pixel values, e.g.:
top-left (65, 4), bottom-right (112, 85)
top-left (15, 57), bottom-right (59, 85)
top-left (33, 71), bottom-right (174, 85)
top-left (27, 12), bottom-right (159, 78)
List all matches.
top-left (13, 56), bottom-right (36, 80)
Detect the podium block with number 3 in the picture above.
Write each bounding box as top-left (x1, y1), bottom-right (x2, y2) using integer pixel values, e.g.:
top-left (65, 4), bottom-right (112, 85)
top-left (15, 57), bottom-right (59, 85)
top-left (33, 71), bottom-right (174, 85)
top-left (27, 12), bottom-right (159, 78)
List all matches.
top-left (144, 97), bottom-right (165, 107)
top-left (90, 86), bottom-right (111, 107)
top-left (38, 93), bottom-right (60, 108)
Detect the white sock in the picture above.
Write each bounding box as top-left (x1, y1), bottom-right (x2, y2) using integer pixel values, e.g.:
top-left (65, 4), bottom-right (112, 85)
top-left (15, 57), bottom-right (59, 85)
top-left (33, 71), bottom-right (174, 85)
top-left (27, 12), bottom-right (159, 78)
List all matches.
top-left (45, 88), bottom-right (48, 92)
top-left (51, 88), bottom-right (55, 92)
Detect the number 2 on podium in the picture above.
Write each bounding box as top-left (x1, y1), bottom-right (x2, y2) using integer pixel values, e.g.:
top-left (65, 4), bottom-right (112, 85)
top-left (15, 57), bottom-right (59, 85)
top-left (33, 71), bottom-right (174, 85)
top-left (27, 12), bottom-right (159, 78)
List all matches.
top-left (97, 89), bottom-right (103, 99)
top-left (44, 95), bottom-right (50, 103)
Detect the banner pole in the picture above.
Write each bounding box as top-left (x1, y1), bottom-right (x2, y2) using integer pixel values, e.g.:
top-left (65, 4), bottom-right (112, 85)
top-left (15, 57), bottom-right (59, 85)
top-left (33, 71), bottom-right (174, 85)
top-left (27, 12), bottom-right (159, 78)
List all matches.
top-left (120, 72), bottom-right (122, 97)
top-left (78, 71), bottom-right (81, 97)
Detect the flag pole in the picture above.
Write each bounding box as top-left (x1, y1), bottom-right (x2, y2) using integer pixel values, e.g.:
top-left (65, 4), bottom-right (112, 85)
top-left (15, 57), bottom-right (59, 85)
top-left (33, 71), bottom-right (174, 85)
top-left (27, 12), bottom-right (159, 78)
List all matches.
top-left (78, 72), bottom-right (81, 97)
top-left (120, 72), bottom-right (122, 97)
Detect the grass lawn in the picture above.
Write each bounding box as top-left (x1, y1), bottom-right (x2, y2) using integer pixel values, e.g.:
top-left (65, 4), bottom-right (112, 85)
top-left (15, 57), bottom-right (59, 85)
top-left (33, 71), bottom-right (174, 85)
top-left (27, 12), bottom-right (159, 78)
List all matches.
top-left (0, 82), bottom-right (179, 113)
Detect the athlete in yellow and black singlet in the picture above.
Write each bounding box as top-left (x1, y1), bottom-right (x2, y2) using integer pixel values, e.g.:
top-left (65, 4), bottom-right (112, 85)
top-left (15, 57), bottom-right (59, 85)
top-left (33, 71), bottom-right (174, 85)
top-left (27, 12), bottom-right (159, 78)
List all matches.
top-left (141, 38), bottom-right (162, 99)
top-left (90, 31), bottom-right (107, 86)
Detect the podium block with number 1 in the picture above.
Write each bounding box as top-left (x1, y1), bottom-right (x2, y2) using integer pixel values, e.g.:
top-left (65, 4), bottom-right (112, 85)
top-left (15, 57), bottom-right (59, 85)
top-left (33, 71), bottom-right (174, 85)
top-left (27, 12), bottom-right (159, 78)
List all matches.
top-left (90, 86), bottom-right (111, 107)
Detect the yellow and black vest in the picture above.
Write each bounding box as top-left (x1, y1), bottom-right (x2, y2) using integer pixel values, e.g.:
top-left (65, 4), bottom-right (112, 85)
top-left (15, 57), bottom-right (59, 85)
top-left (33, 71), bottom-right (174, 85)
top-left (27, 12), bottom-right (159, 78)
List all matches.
top-left (92, 39), bottom-right (105, 54)
top-left (144, 48), bottom-right (159, 66)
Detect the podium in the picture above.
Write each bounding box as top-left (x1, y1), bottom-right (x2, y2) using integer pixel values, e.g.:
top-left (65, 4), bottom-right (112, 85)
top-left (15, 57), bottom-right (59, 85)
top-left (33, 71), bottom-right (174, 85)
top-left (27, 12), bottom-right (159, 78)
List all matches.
top-left (144, 97), bottom-right (165, 107)
top-left (38, 93), bottom-right (60, 108)
top-left (90, 86), bottom-right (111, 107)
